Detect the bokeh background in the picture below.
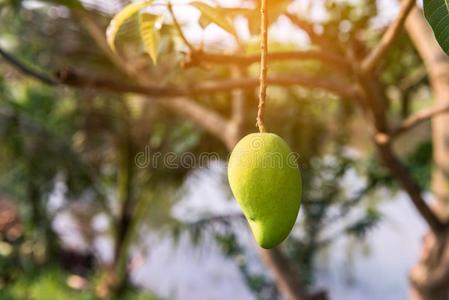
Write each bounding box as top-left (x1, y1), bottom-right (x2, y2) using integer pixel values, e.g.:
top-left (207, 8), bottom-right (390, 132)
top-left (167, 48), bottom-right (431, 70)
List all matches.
top-left (0, 0), bottom-right (444, 299)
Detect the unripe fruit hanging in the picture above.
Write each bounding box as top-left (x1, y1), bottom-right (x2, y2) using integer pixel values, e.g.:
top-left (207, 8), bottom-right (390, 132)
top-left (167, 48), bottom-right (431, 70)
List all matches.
top-left (228, 133), bottom-right (302, 249)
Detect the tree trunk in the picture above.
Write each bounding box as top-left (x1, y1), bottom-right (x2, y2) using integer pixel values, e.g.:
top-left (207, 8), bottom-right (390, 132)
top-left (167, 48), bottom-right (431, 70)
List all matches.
top-left (405, 7), bottom-right (449, 300)
top-left (97, 113), bottom-right (137, 299)
top-left (27, 168), bottom-right (59, 259)
top-left (409, 232), bottom-right (449, 300)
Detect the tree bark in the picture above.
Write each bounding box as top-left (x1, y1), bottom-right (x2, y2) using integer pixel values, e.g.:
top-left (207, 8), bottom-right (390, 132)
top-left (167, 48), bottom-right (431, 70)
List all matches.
top-left (405, 7), bottom-right (449, 300)
top-left (406, 7), bottom-right (449, 219)
top-left (97, 111), bottom-right (137, 299)
top-left (259, 248), bottom-right (308, 300)
top-left (409, 232), bottom-right (449, 300)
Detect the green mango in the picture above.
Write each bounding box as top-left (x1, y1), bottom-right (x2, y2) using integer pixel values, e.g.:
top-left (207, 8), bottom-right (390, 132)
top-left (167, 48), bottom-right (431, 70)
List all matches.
top-left (228, 133), bottom-right (302, 249)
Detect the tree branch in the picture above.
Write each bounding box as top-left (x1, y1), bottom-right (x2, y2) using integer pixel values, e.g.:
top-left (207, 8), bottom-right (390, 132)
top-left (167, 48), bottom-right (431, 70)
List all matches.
top-left (284, 13), bottom-right (315, 36)
top-left (0, 44), bottom-right (356, 100)
top-left (361, 0), bottom-right (415, 73)
top-left (73, 10), bottom-right (133, 76)
top-left (259, 248), bottom-right (307, 300)
top-left (55, 70), bottom-right (356, 99)
top-left (0, 47), bottom-right (57, 85)
top-left (410, 233), bottom-right (449, 292)
top-left (285, 13), bottom-right (335, 50)
top-left (161, 97), bottom-right (230, 146)
top-left (346, 2), bottom-right (445, 234)
top-left (1, 44), bottom-right (355, 149)
top-left (405, 6), bottom-right (449, 79)
top-left (350, 54), bottom-right (445, 234)
top-left (184, 50), bottom-right (351, 74)
top-left (406, 7), bottom-right (449, 227)
top-left (168, 2), bottom-right (195, 52)
top-left (197, 76), bottom-right (356, 98)
top-left (374, 135), bottom-right (445, 233)
top-left (391, 103), bottom-right (449, 138)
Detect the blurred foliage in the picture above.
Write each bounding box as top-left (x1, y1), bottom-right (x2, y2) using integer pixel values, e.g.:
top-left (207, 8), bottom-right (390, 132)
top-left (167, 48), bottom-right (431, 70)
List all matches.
top-left (0, 0), bottom-right (436, 299)
top-left (405, 141), bottom-right (433, 189)
top-left (0, 265), bottom-right (158, 300)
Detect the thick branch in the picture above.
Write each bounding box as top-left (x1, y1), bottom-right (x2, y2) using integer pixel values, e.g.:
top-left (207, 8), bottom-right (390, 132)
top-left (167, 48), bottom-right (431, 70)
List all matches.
top-left (185, 50), bottom-right (351, 74)
top-left (162, 97), bottom-right (229, 145)
top-left (362, 0), bottom-right (415, 73)
top-left (56, 70), bottom-right (356, 99)
top-left (410, 233), bottom-right (449, 292)
top-left (353, 53), bottom-right (445, 234)
top-left (0, 47), bottom-right (355, 100)
top-left (259, 248), bottom-right (307, 300)
top-left (405, 7), bottom-right (449, 78)
top-left (375, 136), bottom-right (445, 233)
top-left (392, 103), bottom-right (449, 138)
top-left (406, 7), bottom-right (449, 226)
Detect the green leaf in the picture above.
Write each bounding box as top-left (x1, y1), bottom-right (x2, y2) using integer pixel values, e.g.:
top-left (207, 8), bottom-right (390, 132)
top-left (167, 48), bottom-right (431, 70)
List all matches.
top-left (107, 1), bottom-right (154, 52)
top-left (139, 13), bottom-right (162, 64)
top-left (190, 1), bottom-right (236, 35)
top-left (424, 0), bottom-right (449, 55)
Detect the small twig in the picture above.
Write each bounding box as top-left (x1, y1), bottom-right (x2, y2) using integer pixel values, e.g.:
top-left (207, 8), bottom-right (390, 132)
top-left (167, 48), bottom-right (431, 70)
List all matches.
top-left (391, 103), bottom-right (449, 138)
top-left (0, 46), bottom-right (57, 85)
top-left (285, 13), bottom-right (334, 50)
top-left (168, 2), bottom-right (195, 52)
top-left (190, 213), bottom-right (245, 227)
top-left (73, 10), bottom-right (133, 76)
top-left (361, 0), bottom-right (415, 73)
top-left (256, 0), bottom-right (268, 133)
